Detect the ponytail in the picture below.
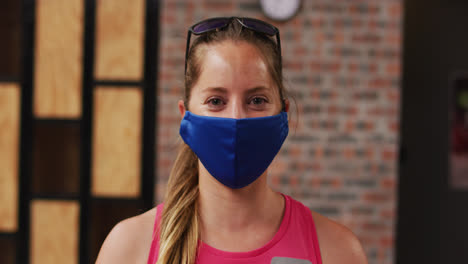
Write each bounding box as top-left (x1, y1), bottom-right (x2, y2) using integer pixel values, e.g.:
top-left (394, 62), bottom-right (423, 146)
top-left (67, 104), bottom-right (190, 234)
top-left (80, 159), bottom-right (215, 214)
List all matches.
top-left (156, 143), bottom-right (200, 264)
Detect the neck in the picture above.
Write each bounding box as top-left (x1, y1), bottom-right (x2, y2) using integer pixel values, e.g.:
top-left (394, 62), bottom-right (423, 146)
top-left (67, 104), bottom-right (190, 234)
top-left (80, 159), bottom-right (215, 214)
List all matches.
top-left (197, 161), bottom-right (285, 250)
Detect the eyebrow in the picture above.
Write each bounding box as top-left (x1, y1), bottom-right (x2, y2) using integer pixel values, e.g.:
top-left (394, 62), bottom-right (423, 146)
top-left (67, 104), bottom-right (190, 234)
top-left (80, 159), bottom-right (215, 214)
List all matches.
top-left (200, 86), bottom-right (275, 96)
top-left (201, 87), bottom-right (228, 94)
top-left (245, 86), bottom-right (272, 95)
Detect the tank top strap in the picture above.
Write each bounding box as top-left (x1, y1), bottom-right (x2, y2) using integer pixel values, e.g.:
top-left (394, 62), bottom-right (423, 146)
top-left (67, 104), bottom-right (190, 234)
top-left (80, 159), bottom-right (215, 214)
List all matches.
top-left (147, 203), bottom-right (164, 264)
top-left (307, 208), bottom-right (323, 264)
top-left (288, 197), bottom-right (323, 264)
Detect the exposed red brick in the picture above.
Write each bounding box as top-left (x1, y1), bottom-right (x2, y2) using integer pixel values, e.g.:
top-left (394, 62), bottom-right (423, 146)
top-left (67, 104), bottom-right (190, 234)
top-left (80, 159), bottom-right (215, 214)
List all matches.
top-left (345, 120), bottom-right (354, 132)
top-left (284, 61), bottom-right (303, 71)
top-left (327, 105), bottom-right (339, 115)
top-left (293, 46), bottom-right (307, 57)
top-left (202, 1), bottom-right (234, 11)
top-left (162, 14), bottom-right (176, 24)
top-left (367, 106), bottom-right (398, 117)
top-left (387, 90), bottom-right (400, 101)
top-left (369, 78), bottom-right (393, 89)
top-left (159, 158), bottom-right (173, 168)
top-left (331, 32), bottom-right (345, 44)
top-left (366, 148), bottom-right (375, 159)
top-left (309, 178), bottom-right (321, 188)
top-left (348, 62), bottom-right (358, 73)
top-left (331, 178), bottom-right (342, 188)
top-left (381, 178), bottom-right (396, 189)
top-left (364, 192), bottom-right (391, 203)
top-left (362, 221), bottom-right (387, 231)
top-left (386, 62), bottom-right (401, 75)
top-left (290, 174), bottom-right (299, 187)
top-left (386, 33), bottom-right (401, 45)
top-left (389, 121), bottom-right (399, 132)
top-left (292, 17), bottom-right (302, 27)
top-left (380, 236), bottom-right (394, 247)
top-left (382, 149), bottom-right (396, 161)
top-left (310, 90), bottom-right (320, 100)
top-left (310, 17), bottom-right (325, 27)
top-left (159, 72), bottom-right (173, 81)
top-left (289, 145), bottom-right (302, 157)
top-left (366, 122), bottom-right (375, 131)
top-left (380, 209), bottom-right (395, 219)
top-left (344, 148), bottom-right (355, 159)
top-left (315, 147), bottom-right (324, 159)
top-left (389, 3), bottom-right (402, 17)
top-left (312, 162), bottom-right (322, 171)
top-left (352, 33), bottom-right (381, 44)
top-left (358, 235), bottom-right (378, 245)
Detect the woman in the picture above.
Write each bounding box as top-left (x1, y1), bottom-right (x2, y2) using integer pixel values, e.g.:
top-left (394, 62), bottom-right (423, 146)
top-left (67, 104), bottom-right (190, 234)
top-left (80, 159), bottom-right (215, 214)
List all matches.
top-left (97, 17), bottom-right (367, 264)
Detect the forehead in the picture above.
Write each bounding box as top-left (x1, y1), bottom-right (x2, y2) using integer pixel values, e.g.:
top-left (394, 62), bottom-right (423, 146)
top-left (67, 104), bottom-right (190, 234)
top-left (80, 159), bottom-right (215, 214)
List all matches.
top-left (193, 40), bottom-right (275, 93)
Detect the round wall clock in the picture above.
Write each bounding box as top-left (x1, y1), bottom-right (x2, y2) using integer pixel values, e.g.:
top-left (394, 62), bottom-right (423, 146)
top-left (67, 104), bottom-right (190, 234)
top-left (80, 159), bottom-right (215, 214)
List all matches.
top-left (259, 0), bottom-right (302, 22)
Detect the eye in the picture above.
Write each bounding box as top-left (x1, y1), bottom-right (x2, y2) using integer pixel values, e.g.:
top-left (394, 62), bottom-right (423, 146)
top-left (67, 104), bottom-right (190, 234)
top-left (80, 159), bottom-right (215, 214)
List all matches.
top-left (249, 96), bottom-right (268, 105)
top-left (247, 96), bottom-right (270, 111)
top-left (208, 98), bottom-right (223, 105)
top-left (205, 97), bottom-right (226, 110)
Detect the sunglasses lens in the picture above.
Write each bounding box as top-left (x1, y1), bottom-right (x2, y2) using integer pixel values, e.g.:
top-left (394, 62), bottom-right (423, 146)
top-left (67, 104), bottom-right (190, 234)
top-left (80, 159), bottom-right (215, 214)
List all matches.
top-left (242, 19), bottom-right (277, 36)
top-left (192, 18), bottom-right (230, 34)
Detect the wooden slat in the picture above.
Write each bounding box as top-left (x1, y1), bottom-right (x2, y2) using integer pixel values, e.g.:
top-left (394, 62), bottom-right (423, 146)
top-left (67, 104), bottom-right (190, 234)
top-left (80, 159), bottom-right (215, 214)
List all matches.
top-left (30, 200), bottom-right (79, 264)
top-left (0, 84), bottom-right (20, 232)
top-left (34, 0), bottom-right (83, 118)
top-left (95, 0), bottom-right (145, 80)
top-left (92, 87), bottom-right (142, 197)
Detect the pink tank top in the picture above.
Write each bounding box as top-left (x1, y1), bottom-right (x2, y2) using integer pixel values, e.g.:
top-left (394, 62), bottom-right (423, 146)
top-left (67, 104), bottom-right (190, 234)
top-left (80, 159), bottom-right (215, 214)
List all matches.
top-left (147, 194), bottom-right (322, 264)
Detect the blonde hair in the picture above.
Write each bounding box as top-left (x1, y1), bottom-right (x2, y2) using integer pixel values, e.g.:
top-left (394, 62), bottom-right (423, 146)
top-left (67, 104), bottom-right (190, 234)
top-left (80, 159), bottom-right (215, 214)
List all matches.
top-left (156, 20), bottom-right (285, 264)
top-left (157, 144), bottom-right (199, 263)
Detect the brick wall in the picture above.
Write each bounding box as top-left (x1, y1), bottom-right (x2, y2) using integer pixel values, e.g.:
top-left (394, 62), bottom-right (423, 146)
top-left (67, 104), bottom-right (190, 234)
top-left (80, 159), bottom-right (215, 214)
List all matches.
top-left (156, 1), bottom-right (401, 263)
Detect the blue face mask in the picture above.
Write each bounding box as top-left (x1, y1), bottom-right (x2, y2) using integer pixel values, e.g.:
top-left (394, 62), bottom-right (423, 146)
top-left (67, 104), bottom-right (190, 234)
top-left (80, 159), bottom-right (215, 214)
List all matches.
top-left (179, 111), bottom-right (289, 189)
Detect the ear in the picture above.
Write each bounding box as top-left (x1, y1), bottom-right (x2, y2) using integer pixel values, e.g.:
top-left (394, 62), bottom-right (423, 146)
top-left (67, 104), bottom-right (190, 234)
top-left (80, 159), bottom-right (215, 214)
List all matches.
top-left (178, 100), bottom-right (186, 119)
top-left (284, 98), bottom-right (290, 113)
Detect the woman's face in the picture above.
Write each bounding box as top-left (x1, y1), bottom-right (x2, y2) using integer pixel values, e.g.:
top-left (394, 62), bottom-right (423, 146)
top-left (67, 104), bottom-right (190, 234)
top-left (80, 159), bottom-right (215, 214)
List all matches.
top-left (180, 40), bottom-right (285, 118)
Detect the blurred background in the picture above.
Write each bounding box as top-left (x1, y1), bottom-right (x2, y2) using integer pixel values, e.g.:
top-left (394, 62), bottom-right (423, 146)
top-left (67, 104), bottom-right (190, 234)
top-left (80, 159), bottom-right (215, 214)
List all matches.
top-left (0, 0), bottom-right (467, 263)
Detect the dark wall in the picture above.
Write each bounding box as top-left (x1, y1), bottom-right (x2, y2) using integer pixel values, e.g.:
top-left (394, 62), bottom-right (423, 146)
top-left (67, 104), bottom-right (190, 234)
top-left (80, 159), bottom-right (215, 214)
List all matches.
top-left (397, 0), bottom-right (468, 263)
top-left (0, 0), bottom-right (21, 77)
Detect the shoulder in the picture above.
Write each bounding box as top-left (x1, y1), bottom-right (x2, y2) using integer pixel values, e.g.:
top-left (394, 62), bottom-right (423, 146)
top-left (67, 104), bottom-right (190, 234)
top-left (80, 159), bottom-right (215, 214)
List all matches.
top-left (95, 206), bottom-right (158, 264)
top-left (311, 211), bottom-right (368, 264)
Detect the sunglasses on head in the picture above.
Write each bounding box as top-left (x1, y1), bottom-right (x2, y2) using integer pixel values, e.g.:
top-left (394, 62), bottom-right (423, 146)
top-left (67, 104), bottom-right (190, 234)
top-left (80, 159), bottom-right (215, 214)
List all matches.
top-left (185, 17), bottom-right (282, 74)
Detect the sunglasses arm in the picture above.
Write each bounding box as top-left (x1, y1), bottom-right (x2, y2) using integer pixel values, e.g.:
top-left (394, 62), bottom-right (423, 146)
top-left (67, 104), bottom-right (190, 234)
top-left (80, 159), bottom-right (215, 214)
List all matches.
top-left (276, 33), bottom-right (282, 69)
top-left (185, 31), bottom-right (192, 74)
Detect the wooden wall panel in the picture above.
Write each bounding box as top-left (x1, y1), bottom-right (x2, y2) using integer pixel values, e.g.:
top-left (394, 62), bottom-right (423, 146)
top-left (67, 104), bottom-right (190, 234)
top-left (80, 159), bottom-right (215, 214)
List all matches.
top-left (0, 84), bottom-right (20, 232)
top-left (34, 0), bottom-right (83, 118)
top-left (30, 200), bottom-right (79, 264)
top-left (95, 0), bottom-right (145, 80)
top-left (92, 88), bottom-right (142, 197)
